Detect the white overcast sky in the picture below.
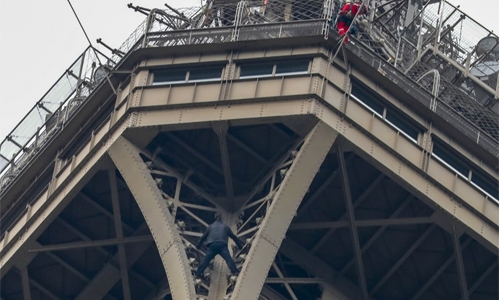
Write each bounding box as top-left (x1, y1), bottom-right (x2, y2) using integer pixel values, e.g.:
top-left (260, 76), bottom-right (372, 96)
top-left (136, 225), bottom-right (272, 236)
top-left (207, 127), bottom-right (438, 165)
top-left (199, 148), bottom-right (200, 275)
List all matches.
top-left (0, 0), bottom-right (498, 143)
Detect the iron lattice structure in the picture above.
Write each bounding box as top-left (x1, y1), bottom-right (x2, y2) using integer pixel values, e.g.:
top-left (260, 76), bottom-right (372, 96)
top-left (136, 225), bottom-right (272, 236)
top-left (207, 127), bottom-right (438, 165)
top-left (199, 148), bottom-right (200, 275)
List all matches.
top-left (0, 0), bottom-right (498, 195)
top-left (0, 1), bottom-right (498, 300)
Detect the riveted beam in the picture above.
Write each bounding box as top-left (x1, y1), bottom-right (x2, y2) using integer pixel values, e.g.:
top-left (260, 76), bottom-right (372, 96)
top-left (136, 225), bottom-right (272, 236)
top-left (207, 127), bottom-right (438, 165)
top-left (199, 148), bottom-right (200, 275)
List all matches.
top-left (280, 237), bottom-right (373, 300)
top-left (339, 196), bottom-right (413, 275)
top-left (74, 223), bottom-right (153, 300)
top-left (369, 224), bottom-right (436, 295)
top-left (231, 121), bottom-right (337, 300)
top-left (410, 237), bottom-right (472, 300)
top-left (452, 226), bottom-right (469, 300)
top-left (213, 122), bottom-right (235, 210)
top-left (107, 136), bottom-right (197, 300)
top-left (309, 173), bottom-right (384, 254)
top-left (21, 266), bottom-right (32, 300)
top-left (108, 167), bottom-right (132, 300)
top-left (338, 144), bottom-right (369, 300)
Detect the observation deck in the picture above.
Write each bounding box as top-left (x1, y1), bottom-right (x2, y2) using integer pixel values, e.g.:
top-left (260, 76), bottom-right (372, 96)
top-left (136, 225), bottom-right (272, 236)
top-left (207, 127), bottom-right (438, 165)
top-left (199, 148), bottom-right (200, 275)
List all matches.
top-left (0, 0), bottom-right (498, 299)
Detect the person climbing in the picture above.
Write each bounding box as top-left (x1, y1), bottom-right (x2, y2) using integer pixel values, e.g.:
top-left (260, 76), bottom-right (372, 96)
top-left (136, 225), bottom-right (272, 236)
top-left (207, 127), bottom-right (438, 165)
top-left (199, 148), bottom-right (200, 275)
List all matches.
top-left (336, 0), bottom-right (369, 44)
top-left (195, 213), bottom-right (244, 278)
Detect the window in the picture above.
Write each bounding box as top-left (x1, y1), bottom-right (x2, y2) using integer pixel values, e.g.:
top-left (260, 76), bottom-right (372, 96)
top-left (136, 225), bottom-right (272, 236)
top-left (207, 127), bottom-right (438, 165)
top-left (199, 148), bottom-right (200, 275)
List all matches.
top-left (471, 172), bottom-right (499, 201)
top-left (386, 110), bottom-right (420, 143)
top-left (432, 140), bottom-right (469, 178)
top-left (240, 63), bottom-right (274, 78)
top-left (351, 83), bottom-right (422, 143)
top-left (432, 139), bottom-right (499, 201)
top-left (189, 67), bottom-right (223, 82)
top-left (153, 66), bottom-right (223, 85)
top-left (153, 70), bottom-right (186, 85)
top-left (351, 85), bottom-right (384, 116)
top-left (275, 60), bottom-right (310, 75)
top-left (239, 60), bottom-right (310, 79)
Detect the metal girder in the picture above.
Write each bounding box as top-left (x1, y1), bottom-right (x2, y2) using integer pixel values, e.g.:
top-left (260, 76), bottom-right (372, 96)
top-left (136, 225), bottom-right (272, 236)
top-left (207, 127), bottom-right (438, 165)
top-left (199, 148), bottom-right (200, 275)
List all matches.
top-left (369, 224), bottom-right (436, 295)
top-left (452, 226), bottom-right (469, 300)
top-left (213, 122), bottom-right (235, 210)
top-left (410, 237), bottom-right (473, 300)
top-left (468, 259), bottom-right (498, 295)
top-left (27, 235), bottom-right (153, 252)
top-left (265, 278), bottom-right (325, 284)
top-left (107, 136), bottom-right (197, 300)
top-left (227, 133), bottom-right (267, 164)
top-left (271, 262), bottom-right (298, 300)
top-left (315, 102), bottom-right (498, 250)
top-left (231, 121), bottom-right (338, 300)
top-left (289, 217), bottom-right (432, 229)
top-left (165, 132), bottom-right (224, 175)
top-left (21, 266), bottom-right (31, 300)
top-left (280, 237), bottom-right (373, 300)
top-left (74, 223), bottom-right (153, 300)
top-left (108, 167), bottom-right (132, 300)
top-left (339, 196), bottom-right (414, 275)
top-left (79, 191), bottom-right (135, 233)
top-left (338, 144), bottom-right (369, 300)
top-left (260, 285), bottom-right (290, 300)
top-left (13, 267), bottom-right (59, 300)
top-left (310, 174), bottom-right (385, 254)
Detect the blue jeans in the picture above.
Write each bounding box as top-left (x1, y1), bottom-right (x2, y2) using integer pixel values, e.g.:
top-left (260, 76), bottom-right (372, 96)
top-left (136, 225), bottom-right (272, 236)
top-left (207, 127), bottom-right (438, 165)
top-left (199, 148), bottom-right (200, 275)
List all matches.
top-left (195, 241), bottom-right (238, 276)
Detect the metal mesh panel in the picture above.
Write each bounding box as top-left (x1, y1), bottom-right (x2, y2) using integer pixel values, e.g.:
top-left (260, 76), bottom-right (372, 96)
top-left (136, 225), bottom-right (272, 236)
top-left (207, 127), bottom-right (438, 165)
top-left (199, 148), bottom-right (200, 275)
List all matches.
top-left (2, 0), bottom-right (497, 193)
top-left (0, 48), bottom-right (110, 192)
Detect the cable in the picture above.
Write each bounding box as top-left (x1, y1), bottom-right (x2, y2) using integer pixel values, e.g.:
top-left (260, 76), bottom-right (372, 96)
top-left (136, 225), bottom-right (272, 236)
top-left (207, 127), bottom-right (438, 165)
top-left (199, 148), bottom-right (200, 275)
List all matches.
top-left (65, 0), bottom-right (117, 94)
top-left (66, 0), bottom-right (93, 47)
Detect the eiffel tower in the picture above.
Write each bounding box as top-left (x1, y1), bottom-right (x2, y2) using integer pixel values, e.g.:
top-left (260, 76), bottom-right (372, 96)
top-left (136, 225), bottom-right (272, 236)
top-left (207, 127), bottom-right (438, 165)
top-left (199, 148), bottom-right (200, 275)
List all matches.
top-left (1, 0), bottom-right (498, 299)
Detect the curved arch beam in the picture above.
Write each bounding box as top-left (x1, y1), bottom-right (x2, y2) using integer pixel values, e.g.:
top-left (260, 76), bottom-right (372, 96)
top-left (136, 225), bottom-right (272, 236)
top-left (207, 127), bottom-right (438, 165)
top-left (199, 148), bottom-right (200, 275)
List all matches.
top-left (107, 136), bottom-right (197, 300)
top-left (231, 121), bottom-right (338, 300)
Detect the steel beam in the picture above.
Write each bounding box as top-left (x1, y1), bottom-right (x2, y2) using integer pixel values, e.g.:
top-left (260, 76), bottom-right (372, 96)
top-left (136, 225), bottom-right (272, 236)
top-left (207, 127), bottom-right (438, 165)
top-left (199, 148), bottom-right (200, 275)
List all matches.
top-left (271, 262), bottom-right (298, 300)
top-left (108, 167), bottom-right (132, 300)
top-left (213, 122), bottom-right (235, 210)
top-left (452, 226), bottom-right (469, 300)
top-left (468, 259), bottom-right (498, 296)
top-left (338, 144), bottom-right (369, 300)
top-left (74, 223), bottom-right (152, 300)
top-left (231, 121), bottom-right (338, 300)
top-left (280, 237), bottom-right (373, 300)
top-left (339, 196), bottom-right (413, 275)
top-left (227, 133), bottom-right (267, 164)
top-left (107, 136), bottom-right (197, 300)
top-left (289, 217), bottom-right (432, 229)
top-left (369, 224), bottom-right (436, 295)
top-left (310, 174), bottom-right (384, 254)
top-left (410, 237), bottom-right (472, 300)
top-left (21, 266), bottom-right (32, 300)
top-left (27, 235), bottom-right (153, 252)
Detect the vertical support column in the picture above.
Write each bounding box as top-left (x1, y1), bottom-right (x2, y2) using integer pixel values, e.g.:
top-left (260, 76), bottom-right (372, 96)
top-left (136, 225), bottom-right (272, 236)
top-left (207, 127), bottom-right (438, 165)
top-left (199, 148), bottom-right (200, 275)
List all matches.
top-left (108, 167), bottom-right (132, 300)
top-left (107, 136), bottom-right (197, 300)
top-left (231, 121), bottom-right (338, 300)
top-left (21, 267), bottom-right (31, 300)
top-left (452, 226), bottom-right (469, 300)
top-left (338, 144), bottom-right (369, 300)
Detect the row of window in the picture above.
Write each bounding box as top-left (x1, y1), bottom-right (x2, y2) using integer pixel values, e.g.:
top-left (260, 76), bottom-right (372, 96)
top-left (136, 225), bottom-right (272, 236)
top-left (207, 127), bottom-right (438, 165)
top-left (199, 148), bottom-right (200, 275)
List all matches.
top-left (152, 60), bottom-right (310, 85)
top-left (351, 83), bottom-right (498, 201)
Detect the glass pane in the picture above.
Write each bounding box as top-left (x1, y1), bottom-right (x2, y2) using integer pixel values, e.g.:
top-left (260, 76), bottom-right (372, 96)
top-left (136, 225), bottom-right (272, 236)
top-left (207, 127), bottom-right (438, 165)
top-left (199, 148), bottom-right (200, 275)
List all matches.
top-left (275, 60), bottom-right (309, 75)
top-left (432, 141), bottom-right (469, 177)
top-left (386, 110), bottom-right (420, 142)
top-left (351, 84), bottom-right (384, 116)
top-left (240, 63), bottom-right (273, 78)
top-left (189, 67), bottom-right (223, 81)
top-left (153, 70), bottom-right (186, 83)
top-left (471, 172), bottom-right (499, 200)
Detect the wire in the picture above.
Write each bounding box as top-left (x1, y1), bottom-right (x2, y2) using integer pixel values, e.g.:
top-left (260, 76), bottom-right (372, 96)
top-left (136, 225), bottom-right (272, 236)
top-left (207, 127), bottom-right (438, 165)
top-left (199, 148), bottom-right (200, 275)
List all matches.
top-left (65, 0), bottom-right (117, 95)
top-left (66, 0), bottom-right (93, 47)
